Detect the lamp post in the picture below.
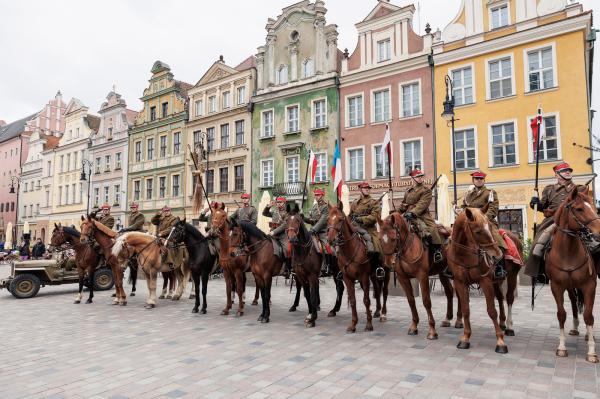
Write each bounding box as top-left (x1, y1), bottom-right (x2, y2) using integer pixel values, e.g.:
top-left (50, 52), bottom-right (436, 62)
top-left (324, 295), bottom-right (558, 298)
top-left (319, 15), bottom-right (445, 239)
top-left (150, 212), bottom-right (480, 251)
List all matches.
top-left (9, 175), bottom-right (21, 245)
top-left (194, 131), bottom-right (210, 200)
top-left (441, 75), bottom-right (457, 204)
top-left (80, 159), bottom-right (93, 215)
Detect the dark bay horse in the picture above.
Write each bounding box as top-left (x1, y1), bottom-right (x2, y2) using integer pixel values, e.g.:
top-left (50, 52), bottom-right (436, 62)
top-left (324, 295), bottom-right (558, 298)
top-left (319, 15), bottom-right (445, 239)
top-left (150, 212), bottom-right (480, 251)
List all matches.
top-left (50, 224), bottom-right (99, 304)
top-left (230, 219), bottom-right (283, 323)
top-left (168, 218), bottom-right (217, 314)
top-left (379, 212), bottom-right (457, 339)
top-left (545, 188), bottom-right (600, 362)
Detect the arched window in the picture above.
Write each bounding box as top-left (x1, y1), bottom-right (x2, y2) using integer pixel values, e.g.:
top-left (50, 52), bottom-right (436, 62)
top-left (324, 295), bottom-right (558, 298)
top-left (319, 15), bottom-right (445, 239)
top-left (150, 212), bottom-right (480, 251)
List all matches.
top-left (277, 65), bottom-right (288, 85)
top-left (302, 59), bottom-right (314, 78)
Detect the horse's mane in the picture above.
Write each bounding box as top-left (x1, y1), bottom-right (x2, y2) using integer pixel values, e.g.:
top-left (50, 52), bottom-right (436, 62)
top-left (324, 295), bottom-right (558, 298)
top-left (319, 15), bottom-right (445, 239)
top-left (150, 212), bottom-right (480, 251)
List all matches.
top-left (555, 188), bottom-right (595, 225)
top-left (289, 214), bottom-right (310, 242)
top-left (452, 207), bottom-right (487, 240)
top-left (92, 220), bottom-right (117, 238)
top-left (62, 226), bottom-right (80, 238)
top-left (182, 221), bottom-right (206, 241)
top-left (239, 220), bottom-right (267, 240)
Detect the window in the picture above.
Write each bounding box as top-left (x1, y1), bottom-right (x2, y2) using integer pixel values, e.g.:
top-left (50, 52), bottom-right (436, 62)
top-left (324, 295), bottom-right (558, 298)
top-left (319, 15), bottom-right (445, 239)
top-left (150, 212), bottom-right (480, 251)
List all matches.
top-left (159, 176), bottom-right (166, 198)
top-left (47, 161), bottom-right (52, 177)
top-left (222, 91), bottom-right (230, 109)
top-left (0, 203), bottom-right (3, 212)
top-left (114, 184), bottom-right (120, 205)
top-left (498, 209), bottom-right (524, 238)
top-left (207, 127), bottom-right (215, 151)
top-left (209, 96), bottom-right (216, 112)
top-left (206, 170), bottom-right (214, 194)
top-left (72, 183), bottom-right (76, 204)
top-left (146, 179), bottom-right (153, 200)
top-left (527, 47), bottom-right (554, 91)
top-left (173, 132), bottom-right (181, 155)
top-left (150, 106), bottom-right (156, 121)
top-left (402, 140), bottom-right (422, 176)
top-left (104, 186), bottom-right (109, 204)
top-left (313, 100), bottom-right (326, 128)
top-left (60, 155), bottom-right (64, 172)
top-left (314, 153), bottom-right (327, 182)
top-left (79, 183), bottom-right (83, 202)
top-left (377, 38), bottom-right (391, 62)
top-left (45, 191), bottom-right (50, 207)
top-left (286, 156), bottom-right (299, 183)
top-left (10, 202), bottom-right (14, 212)
top-left (302, 59), bottom-right (314, 78)
top-left (36, 204), bottom-right (39, 215)
top-left (401, 82), bottom-right (421, 117)
top-left (348, 148), bottom-right (364, 181)
top-left (488, 57), bottom-right (513, 99)
top-left (237, 86), bottom-right (246, 105)
top-left (262, 110), bottom-right (273, 137)
top-left (220, 124), bottom-right (229, 149)
top-left (162, 102), bottom-right (168, 118)
top-left (172, 175), bottom-right (180, 197)
top-left (65, 185), bottom-right (69, 205)
top-left (452, 66), bottom-right (474, 106)
top-left (160, 136), bottom-right (167, 157)
top-left (76, 128), bottom-right (80, 138)
top-left (133, 180), bottom-right (140, 201)
top-left (261, 160), bottom-right (274, 187)
top-left (277, 65), bottom-right (288, 85)
top-left (490, 4), bottom-right (509, 29)
top-left (95, 157), bottom-right (101, 174)
top-left (491, 122), bottom-right (516, 166)
top-left (24, 182), bottom-right (28, 193)
top-left (373, 89), bottom-right (391, 122)
top-left (374, 145), bottom-right (390, 178)
top-left (73, 152), bottom-right (78, 170)
top-left (193, 130), bottom-right (202, 147)
top-left (115, 152), bottom-right (122, 169)
top-left (234, 165), bottom-right (244, 191)
top-left (195, 99), bottom-right (203, 117)
top-left (234, 120), bottom-right (244, 146)
top-left (66, 154), bottom-right (70, 172)
top-left (104, 155), bottom-right (111, 172)
top-left (135, 141), bottom-right (142, 162)
top-left (147, 138), bottom-right (154, 160)
top-left (532, 115), bottom-right (559, 161)
top-left (287, 105), bottom-right (299, 132)
top-left (454, 129), bottom-right (477, 170)
top-left (347, 95), bottom-right (363, 127)
top-left (219, 167), bottom-right (228, 192)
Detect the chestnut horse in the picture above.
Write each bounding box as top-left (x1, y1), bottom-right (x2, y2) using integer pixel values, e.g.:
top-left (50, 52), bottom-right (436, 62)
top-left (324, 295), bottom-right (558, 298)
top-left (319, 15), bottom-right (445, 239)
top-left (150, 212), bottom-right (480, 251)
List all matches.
top-left (79, 216), bottom-right (127, 305)
top-left (229, 219), bottom-right (283, 323)
top-left (378, 212), bottom-right (458, 339)
top-left (50, 224), bottom-right (99, 304)
top-left (545, 188), bottom-right (600, 362)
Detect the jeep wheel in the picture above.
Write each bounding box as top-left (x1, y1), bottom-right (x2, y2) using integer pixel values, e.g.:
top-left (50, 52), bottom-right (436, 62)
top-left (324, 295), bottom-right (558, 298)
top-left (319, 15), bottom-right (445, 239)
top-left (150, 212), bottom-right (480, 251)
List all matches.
top-left (9, 274), bottom-right (41, 299)
top-left (93, 269), bottom-right (114, 291)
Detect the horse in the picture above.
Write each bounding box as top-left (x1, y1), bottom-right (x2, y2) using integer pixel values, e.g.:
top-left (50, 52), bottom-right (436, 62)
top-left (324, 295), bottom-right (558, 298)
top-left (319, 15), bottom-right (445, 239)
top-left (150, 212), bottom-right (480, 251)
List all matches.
top-left (158, 270), bottom-right (176, 299)
top-left (229, 219), bottom-right (283, 323)
top-left (378, 212), bottom-right (458, 339)
top-left (286, 203), bottom-right (323, 327)
top-left (79, 216), bottom-right (127, 305)
top-left (326, 202), bottom-right (384, 333)
top-left (544, 187), bottom-right (600, 362)
top-left (167, 218), bottom-right (217, 314)
top-left (50, 223), bottom-right (99, 304)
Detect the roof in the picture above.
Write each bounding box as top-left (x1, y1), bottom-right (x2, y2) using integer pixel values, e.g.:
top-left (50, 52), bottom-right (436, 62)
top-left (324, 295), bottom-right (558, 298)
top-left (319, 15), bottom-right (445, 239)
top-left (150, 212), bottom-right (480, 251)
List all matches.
top-left (85, 115), bottom-right (101, 133)
top-left (42, 134), bottom-right (60, 151)
top-left (125, 109), bottom-right (139, 125)
top-left (0, 113), bottom-right (37, 144)
top-left (235, 55), bottom-right (257, 71)
top-left (175, 80), bottom-right (193, 98)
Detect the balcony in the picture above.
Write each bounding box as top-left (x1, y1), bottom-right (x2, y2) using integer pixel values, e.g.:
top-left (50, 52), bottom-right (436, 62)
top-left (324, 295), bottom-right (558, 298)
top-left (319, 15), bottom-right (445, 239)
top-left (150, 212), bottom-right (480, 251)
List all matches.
top-left (272, 181), bottom-right (305, 197)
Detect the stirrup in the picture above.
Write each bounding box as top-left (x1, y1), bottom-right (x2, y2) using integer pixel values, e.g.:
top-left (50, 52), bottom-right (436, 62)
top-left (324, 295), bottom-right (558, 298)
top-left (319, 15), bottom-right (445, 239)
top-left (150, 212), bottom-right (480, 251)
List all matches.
top-left (433, 249), bottom-right (443, 263)
top-left (375, 267), bottom-right (386, 279)
top-left (494, 267), bottom-right (507, 279)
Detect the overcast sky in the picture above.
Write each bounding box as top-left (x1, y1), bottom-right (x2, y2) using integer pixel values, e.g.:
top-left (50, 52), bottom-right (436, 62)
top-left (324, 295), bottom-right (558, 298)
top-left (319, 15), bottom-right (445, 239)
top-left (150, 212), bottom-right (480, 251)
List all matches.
top-left (0, 0), bottom-right (598, 130)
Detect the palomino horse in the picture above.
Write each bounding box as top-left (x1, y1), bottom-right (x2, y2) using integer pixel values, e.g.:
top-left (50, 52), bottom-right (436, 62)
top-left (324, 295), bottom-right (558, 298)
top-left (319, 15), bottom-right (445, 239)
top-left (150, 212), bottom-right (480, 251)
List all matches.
top-left (79, 216), bottom-right (127, 305)
top-left (167, 218), bottom-right (216, 314)
top-left (50, 224), bottom-right (99, 304)
top-left (326, 203), bottom-right (383, 332)
top-left (230, 219), bottom-right (283, 323)
top-left (378, 212), bottom-right (458, 339)
top-left (286, 204), bottom-right (322, 327)
top-left (545, 188), bottom-right (600, 362)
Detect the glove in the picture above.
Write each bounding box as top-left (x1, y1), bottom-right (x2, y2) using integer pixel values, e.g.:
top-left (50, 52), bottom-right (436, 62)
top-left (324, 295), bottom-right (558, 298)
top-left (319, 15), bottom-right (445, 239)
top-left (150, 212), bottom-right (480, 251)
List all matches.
top-left (404, 212), bottom-right (415, 220)
top-left (529, 197), bottom-right (541, 210)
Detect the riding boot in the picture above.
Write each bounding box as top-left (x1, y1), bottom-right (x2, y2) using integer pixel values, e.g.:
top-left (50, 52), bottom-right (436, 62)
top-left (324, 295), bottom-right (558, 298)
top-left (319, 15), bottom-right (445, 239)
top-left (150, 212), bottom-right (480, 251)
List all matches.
top-left (494, 254), bottom-right (507, 279)
top-left (283, 258), bottom-right (292, 279)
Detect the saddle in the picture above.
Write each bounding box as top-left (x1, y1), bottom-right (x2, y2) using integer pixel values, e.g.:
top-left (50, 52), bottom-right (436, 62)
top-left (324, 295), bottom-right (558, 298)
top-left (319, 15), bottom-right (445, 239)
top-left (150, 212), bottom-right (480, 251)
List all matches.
top-left (270, 238), bottom-right (286, 259)
top-left (310, 235), bottom-right (328, 255)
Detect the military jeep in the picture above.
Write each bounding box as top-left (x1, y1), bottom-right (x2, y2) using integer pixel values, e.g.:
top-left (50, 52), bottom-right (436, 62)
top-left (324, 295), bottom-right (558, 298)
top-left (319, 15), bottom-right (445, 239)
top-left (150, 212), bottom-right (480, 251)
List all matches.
top-left (0, 259), bottom-right (114, 299)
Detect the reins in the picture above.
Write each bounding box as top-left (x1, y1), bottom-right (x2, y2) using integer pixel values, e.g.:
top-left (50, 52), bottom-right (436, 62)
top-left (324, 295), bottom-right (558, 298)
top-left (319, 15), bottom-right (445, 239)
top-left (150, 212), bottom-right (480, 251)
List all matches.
top-left (327, 215), bottom-right (369, 269)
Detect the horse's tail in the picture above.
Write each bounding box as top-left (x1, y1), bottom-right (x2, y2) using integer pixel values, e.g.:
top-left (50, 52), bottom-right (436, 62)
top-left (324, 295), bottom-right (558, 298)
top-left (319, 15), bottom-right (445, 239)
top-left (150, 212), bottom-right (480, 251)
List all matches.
top-left (576, 288), bottom-right (584, 314)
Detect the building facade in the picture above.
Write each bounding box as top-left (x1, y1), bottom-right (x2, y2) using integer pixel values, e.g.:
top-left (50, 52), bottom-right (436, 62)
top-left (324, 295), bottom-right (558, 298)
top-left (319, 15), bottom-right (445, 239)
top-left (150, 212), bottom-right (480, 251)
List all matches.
top-left (340, 1), bottom-right (436, 204)
top-left (91, 89), bottom-right (138, 230)
top-left (128, 61), bottom-right (191, 225)
top-left (185, 56), bottom-right (256, 220)
top-left (251, 0), bottom-right (340, 210)
top-left (433, 0), bottom-right (594, 239)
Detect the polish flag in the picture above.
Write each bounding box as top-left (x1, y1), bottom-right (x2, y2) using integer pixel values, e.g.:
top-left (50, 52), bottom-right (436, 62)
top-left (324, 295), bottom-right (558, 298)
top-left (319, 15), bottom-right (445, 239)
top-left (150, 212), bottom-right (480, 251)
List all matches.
top-left (531, 108), bottom-right (543, 154)
top-left (380, 123), bottom-right (391, 160)
top-left (308, 150), bottom-right (317, 183)
top-left (331, 141), bottom-right (342, 199)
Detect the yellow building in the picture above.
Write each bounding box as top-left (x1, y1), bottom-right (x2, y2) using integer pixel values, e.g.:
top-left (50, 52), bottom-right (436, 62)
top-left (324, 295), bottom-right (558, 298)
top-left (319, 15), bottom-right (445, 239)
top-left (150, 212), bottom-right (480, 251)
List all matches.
top-left (433, 0), bottom-right (594, 240)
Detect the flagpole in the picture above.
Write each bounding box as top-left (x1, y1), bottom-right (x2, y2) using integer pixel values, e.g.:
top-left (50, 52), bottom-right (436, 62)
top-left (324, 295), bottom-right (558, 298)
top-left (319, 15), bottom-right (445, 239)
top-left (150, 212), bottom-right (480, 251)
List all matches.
top-left (301, 148), bottom-right (311, 211)
top-left (531, 105), bottom-right (543, 310)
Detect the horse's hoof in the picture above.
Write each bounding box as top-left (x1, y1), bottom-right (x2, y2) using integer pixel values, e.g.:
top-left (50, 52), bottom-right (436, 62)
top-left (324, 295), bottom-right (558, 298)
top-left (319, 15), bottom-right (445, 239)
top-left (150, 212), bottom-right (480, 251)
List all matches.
top-left (317, 306), bottom-right (321, 311)
top-left (495, 345), bottom-right (508, 354)
top-left (130, 292), bottom-right (135, 297)
top-left (120, 302), bottom-right (127, 306)
top-left (306, 321), bottom-right (315, 328)
top-left (289, 306), bottom-right (297, 312)
top-left (586, 354), bottom-right (599, 363)
top-left (112, 301), bottom-right (119, 306)
top-left (427, 333), bottom-right (439, 340)
top-left (346, 327), bottom-right (356, 334)
top-left (441, 320), bottom-right (451, 328)
top-left (111, 293), bottom-right (116, 298)
top-left (556, 349), bottom-right (568, 357)
top-left (365, 325), bottom-right (374, 332)
top-left (144, 303), bottom-right (155, 309)
top-left (327, 311), bottom-right (336, 318)
top-left (85, 299), bottom-right (93, 304)
top-left (569, 329), bottom-right (579, 336)
top-left (261, 317), bottom-right (269, 323)
top-left (251, 300), bottom-right (258, 306)
top-left (455, 322), bottom-right (464, 329)
top-left (504, 329), bottom-right (515, 337)
top-left (73, 300), bottom-right (81, 304)
top-left (374, 311), bottom-right (381, 318)
top-left (158, 295), bottom-right (165, 299)
top-left (192, 308), bottom-right (199, 313)
top-left (457, 341), bottom-right (470, 350)
top-left (200, 309), bottom-right (207, 314)
top-left (221, 310), bottom-right (229, 316)
top-left (380, 315), bottom-right (387, 323)
top-left (171, 296), bottom-right (180, 301)
top-left (500, 325), bottom-right (507, 331)
top-left (166, 295), bottom-right (173, 299)
top-left (408, 329), bottom-right (418, 336)
top-left (236, 311), bottom-right (244, 317)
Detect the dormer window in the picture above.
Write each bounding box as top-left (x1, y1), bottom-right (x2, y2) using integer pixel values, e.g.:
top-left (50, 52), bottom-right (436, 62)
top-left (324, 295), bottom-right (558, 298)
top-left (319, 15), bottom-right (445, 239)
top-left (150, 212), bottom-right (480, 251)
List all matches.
top-left (277, 65), bottom-right (288, 85)
top-left (377, 39), bottom-right (391, 62)
top-left (490, 3), bottom-right (509, 30)
top-left (302, 59), bottom-right (314, 78)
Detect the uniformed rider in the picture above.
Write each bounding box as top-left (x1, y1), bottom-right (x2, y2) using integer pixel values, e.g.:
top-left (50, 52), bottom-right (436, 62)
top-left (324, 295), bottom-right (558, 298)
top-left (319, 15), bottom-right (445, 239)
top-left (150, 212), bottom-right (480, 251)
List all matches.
top-left (349, 182), bottom-right (381, 260)
top-left (199, 201), bottom-right (218, 232)
top-left (263, 196), bottom-right (291, 276)
top-left (119, 202), bottom-right (145, 233)
top-left (230, 193), bottom-right (258, 225)
top-left (97, 203), bottom-right (115, 229)
top-left (301, 188), bottom-right (330, 273)
top-left (151, 206), bottom-right (185, 270)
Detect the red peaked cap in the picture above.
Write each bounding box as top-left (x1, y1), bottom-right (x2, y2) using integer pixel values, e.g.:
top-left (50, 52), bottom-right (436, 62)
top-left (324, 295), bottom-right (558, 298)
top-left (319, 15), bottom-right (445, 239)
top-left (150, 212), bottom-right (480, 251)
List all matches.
top-left (276, 197), bottom-right (286, 202)
top-left (409, 169), bottom-right (424, 178)
top-left (129, 202), bottom-right (139, 208)
top-left (470, 171), bottom-right (487, 178)
top-left (314, 188), bottom-right (325, 196)
top-left (101, 203), bottom-right (111, 210)
top-left (161, 205), bottom-right (171, 211)
top-left (357, 182), bottom-right (372, 189)
top-left (553, 162), bottom-right (572, 173)
top-left (241, 193), bottom-right (251, 199)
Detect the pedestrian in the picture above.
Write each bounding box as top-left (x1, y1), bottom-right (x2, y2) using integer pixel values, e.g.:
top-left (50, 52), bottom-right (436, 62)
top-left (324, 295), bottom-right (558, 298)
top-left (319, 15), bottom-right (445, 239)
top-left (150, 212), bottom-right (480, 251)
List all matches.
top-left (31, 238), bottom-right (46, 259)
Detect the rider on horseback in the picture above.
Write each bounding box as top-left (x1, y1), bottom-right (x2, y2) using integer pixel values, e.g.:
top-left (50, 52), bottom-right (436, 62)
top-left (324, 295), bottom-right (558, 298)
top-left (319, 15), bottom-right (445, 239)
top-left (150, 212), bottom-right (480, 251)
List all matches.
top-left (302, 188), bottom-right (330, 273)
top-left (97, 203), bottom-right (115, 229)
top-left (230, 193), bottom-right (258, 225)
top-left (119, 202), bottom-right (146, 233)
top-left (263, 196), bottom-right (291, 277)
top-left (199, 201), bottom-right (219, 232)
top-left (151, 206), bottom-right (185, 271)
top-left (349, 182), bottom-right (381, 262)
top-left (401, 169), bottom-right (443, 264)
top-left (461, 171), bottom-right (507, 279)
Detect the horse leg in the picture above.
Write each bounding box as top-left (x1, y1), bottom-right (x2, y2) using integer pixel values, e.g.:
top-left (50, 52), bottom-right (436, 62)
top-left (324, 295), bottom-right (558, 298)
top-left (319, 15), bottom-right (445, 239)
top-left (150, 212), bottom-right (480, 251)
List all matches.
top-left (167, 271), bottom-right (176, 299)
top-left (172, 263), bottom-right (189, 301)
top-left (328, 272), bottom-right (344, 317)
top-left (550, 281), bottom-right (568, 357)
top-left (343, 274), bottom-right (358, 333)
top-left (302, 282), bottom-right (313, 327)
top-left (582, 280), bottom-right (598, 363)
top-left (144, 269), bottom-right (157, 309)
top-left (235, 269), bottom-right (245, 316)
top-left (221, 270), bottom-right (233, 315)
top-left (481, 280), bottom-right (507, 353)
top-left (380, 269), bottom-right (389, 322)
top-left (493, 283), bottom-right (506, 331)
top-left (455, 280), bottom-right (471, 349)
top-left (191, 272), bottom-right (200, 313)
top-left (252, 285), bottom-right (259, 306)
top-left (200, 270), bottom-right (209, 314)
top-left (86, 269), bottom-right (94, 304)
top-left (130, 263), bottom-right (137, 296)
top-left (159, 272), bottom-right (168, 299)
top-left (567, 289), bottom-right (580, 336)
top-left (504, 269), bottom-right (518, 337)
top-left (455, 289), bottom-right (464, 329)
top-left (262, 275), bottom-right (273, 323)
top-left (362, 274), bottom-right (373, 332)
top-left (117, 265), bottom-right (127, 305)
top-left (75, 272), bottom-right (83, 304)
top-left (370, 274), bottom-right (382, 319)
top-left (289, 275), bottom-right (300, 312)
top-left (417, 272), bottom-right (437, 340)
top-left (398, 275), bottom-right (419, 335)
top-left (439, 273), bottom-right (454, 327)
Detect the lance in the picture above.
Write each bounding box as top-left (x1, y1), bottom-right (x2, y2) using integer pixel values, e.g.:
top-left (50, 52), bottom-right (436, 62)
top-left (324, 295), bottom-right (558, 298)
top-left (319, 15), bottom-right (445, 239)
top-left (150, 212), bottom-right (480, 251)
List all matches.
top-left (531, 106), bottom-right (543, 310)
top-left (429, 174), bottom-right (443, 191)
top-left (188, 144), bottom-right (211, 216)
top-left (301, 148), bottom-right (311, 210)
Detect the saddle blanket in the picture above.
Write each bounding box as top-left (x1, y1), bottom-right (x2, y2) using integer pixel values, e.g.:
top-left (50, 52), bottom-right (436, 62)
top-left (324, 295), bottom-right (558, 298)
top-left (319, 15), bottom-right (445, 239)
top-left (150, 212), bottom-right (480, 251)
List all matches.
top-left (499, 229), bottom-right (523, 266)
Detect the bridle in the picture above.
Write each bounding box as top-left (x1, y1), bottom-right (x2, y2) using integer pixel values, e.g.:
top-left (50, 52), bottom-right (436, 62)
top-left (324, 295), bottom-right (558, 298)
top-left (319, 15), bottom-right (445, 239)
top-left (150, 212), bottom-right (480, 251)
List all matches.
top-left (286, 216), bottom-right (312, 249)
top-left (447, 217), bottom-right (500, 276)
top-left (381, 215), bottom-right (423, 264)
top-left (80, 221), bottom-right (97, 247)
top-left (326, 212), bottom-right (368, 268)
top-left (557, 199), bottom-right (600, 237)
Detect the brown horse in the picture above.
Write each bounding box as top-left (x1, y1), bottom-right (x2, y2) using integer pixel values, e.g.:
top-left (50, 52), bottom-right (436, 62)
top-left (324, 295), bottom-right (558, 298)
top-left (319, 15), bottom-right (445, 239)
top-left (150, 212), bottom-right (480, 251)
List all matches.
top-left (50, 224), bottom-right (99, 304)
top-left (378, 212), bottom-right (458, 339)
top-left (229, 219), bottom-right (283, 323)
top-left (79, 216), bottom-right (127, 305)
top-left (544, 188), bottom-right (600, 362)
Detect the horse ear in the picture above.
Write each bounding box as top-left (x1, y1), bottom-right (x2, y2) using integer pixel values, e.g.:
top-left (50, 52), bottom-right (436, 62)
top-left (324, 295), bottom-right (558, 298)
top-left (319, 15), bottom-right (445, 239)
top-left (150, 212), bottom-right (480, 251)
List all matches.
top-left (182, 217), bottom-right (186, 224)
top-left (337, 201), bottom-right (343, 211)
top-left (286, 203), bottom-right (291, 213)
top-left (570, 186), bottom-right (580, 201)
top-left (54, 223), bottom-right (58, 228)
top-left (465, 208), bottom-right (475, 221)
top-left (81, 215), bottom-right (85, 221)
top-left (481, 202), bottom-right (490, 215)
top-left (220, 202), bottom-right (225, 210)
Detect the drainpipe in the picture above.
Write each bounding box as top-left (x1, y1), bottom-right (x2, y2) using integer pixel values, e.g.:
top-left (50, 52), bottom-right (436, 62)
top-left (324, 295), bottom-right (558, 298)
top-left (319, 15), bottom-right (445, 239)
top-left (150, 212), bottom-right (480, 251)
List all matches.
top-left (428, 53), bottom-right (438, 216)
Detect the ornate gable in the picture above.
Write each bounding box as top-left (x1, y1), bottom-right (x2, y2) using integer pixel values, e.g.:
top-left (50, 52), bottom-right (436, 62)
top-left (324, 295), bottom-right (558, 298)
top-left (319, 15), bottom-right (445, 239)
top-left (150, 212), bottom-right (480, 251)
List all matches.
top-left (65, 98), bottom-right (87, 116)
top-left (362, 0), bottom-right (401, 23)
top-left (195, 61), bottom-right (239, 87)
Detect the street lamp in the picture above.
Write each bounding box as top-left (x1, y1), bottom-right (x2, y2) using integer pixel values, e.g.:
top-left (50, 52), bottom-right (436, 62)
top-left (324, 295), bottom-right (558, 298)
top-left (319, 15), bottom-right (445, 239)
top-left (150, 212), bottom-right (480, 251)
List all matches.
top-left (80, 159), bottom-right (93, 215)
top-left (194, 131), bottom-right (210, 199)
top-left (441, 75), bottom-right (457, 204)
top-left (8, 175), bottom-right (21, 246)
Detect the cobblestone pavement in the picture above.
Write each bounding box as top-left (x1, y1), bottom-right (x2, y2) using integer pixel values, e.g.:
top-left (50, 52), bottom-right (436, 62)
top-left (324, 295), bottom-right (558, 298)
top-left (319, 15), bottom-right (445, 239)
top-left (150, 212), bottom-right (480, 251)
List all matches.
top-left (1, 268), bottom-right (599, 399)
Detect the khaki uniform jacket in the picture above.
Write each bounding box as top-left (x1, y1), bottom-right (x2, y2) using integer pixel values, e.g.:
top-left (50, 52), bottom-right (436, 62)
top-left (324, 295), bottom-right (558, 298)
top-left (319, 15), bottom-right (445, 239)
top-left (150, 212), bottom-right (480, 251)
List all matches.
top-left (262, 206), bottom-right (288, 239)
top-left (534, 183), bottom-right (583, 236)
top-left (128, 212), bottom-right (145, 232)
top-left (461, 186), bottom-right (505, 249)
top-left (349, 195), bottom-right (381, 236)
top-left (401, 183), bottom-right (442, 245)
top-left (151, 213), bottom-right (185, 266)
top-left (230, 206), bottom-right (258, 225)
top-left (98, 215), bottom-right (115, 229)
top-left (302, 201), bottom-right (329, 241)
top-left (198, 210), bottom-right (212, 229)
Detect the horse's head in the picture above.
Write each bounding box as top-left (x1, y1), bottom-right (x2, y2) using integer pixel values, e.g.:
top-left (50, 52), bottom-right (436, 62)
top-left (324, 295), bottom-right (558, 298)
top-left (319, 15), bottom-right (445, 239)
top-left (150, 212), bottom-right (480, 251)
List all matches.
top-left (79, 215), bottom-right (95, 245)
top-left (166, 217), bottom-right (186, 244)
top-left (50, 223), bottom-right (66, 248)
top-left (286, 203), bottom-right (303, 244)
top-left (229, 218), bottom-right (245, 251)
top-left (327, 202), bottom-right (347, 245)
top-left (209, 203), bottom-right (228, 237)
top-left (378, 212), bottom-right (405, 265)
top-left (461, 207), bottom-right (502, 259)
top-left (557, 186), bottom-right (600, 234)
